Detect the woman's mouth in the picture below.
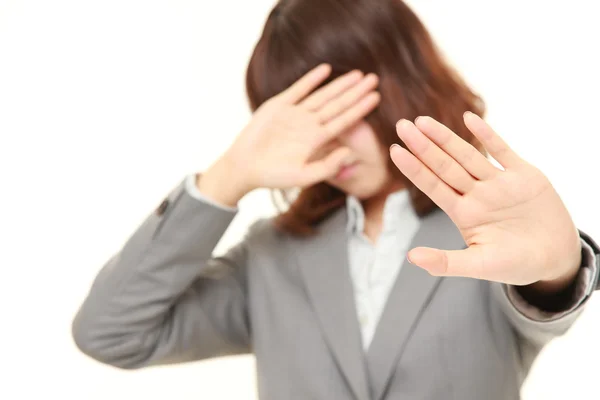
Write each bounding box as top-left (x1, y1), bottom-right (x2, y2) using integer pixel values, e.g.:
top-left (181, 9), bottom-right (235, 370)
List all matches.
top-left (335, 161), bottom-right (359, 180)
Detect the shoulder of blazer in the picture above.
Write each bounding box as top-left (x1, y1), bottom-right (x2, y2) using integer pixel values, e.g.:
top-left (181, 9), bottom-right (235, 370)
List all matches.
top-left (241, 216), bottom-right (289, 253)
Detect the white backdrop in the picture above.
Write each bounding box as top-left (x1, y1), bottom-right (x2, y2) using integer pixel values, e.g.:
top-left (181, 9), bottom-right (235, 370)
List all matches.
top-left (1, 0), bottom-right (599, 399)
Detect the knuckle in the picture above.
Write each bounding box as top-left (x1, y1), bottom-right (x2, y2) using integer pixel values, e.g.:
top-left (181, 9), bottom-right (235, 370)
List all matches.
top-left (339, 97), bottom-right (352, 110)
top-left (461, 145), bottom-right (476, 163)
top-left (324, 121), bottom-right (339, 136)
top-left (439, 130), bottom-right (453, 147)
top-left (427, 177), bottom-right (440, 194)
top-left (319, 104), bottom-right (333, 118)
top-left (435, 157), bottom-right (451, 174)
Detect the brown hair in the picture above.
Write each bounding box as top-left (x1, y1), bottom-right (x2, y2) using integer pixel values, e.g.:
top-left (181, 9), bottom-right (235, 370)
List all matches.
top-left (245, 0), bottom-right (485, 236)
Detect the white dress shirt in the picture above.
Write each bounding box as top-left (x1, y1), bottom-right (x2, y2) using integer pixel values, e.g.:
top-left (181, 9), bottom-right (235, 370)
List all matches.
top-left (345, 191), bottom-right (420, 349)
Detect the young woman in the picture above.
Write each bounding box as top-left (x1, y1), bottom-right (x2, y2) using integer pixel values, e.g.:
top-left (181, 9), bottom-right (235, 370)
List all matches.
top-left (72, 0), bottom-right (600, 399)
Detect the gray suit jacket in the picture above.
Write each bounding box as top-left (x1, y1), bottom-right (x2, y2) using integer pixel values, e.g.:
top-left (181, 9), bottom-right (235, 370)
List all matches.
top-left (72, 178), bottom-right (599, 400)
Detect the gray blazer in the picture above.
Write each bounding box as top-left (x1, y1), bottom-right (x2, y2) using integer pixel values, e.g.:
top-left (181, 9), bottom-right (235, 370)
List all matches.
top-left (72, 178), bottom-right (599, 400)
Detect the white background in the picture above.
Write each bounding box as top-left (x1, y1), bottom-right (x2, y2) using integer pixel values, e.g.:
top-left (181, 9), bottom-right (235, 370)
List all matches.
top-left (1, 0), bottom-right (599, 398)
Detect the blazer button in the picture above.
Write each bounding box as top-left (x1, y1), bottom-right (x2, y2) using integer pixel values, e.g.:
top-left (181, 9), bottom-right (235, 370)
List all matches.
top-left (156, 198), bottom-right (169, 216)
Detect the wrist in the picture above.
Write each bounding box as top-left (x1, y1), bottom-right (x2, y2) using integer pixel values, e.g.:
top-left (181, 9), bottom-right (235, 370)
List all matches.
top-left (530, 245), bottom-right (582, 295)
top-left (197, 156), bottom-right (254, 207)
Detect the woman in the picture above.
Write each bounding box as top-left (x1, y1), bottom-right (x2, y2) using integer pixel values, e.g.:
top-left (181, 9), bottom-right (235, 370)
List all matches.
top-left (72, 0), bottom-right (599, 399)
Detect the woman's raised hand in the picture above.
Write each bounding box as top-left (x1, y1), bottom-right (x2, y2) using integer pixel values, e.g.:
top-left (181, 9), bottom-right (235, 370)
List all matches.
top-left (223, 64), bottom-right (380, 193)
top-left (390, 114), bottom-right (582, 291)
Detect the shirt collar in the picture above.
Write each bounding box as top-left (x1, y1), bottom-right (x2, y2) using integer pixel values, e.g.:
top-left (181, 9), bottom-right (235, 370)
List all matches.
top-left (345, 189), bottom-right (415, 234)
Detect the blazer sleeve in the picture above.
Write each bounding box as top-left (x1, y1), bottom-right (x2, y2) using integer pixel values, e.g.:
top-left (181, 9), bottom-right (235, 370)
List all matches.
top-left (491, 232), bottom-right (600, 371)
top-left (72, 177), bottom-right (262, 369)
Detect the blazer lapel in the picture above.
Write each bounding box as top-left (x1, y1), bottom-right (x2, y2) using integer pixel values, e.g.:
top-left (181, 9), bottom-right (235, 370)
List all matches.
top-left (295, 208), bottom-right (370, 400)
top-left (366, 209), bottom-right (466, 400)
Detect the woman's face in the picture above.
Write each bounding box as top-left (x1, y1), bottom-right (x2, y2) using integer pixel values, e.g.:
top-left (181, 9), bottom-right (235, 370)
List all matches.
top-left (322, 121), bottom-right (400, 199)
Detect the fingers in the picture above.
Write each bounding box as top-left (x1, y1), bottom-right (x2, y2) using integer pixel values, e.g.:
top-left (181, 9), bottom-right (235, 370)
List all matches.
top-left (299, 70), bottom-right (364, 111)
top-left (414, 116), bottom-right (498, 180)
top-left (282, 66), bottom-right (380, 148)
top-left (389, 144), bottom-right (460, 214)
top-left (316, 73), bottom-right (379, 123)
top-left (279, 64), bottom-right (332, 104)
top-left (407, 247), bottom-right (484, 279)
top-left (321, 92), bottom-right (381, 142)
top-left (463, 112), bottom-right (522, 169)
top-left (396, 119), bottom-right (476, 194)
top-left (298, 146), bottom-right (351, 186)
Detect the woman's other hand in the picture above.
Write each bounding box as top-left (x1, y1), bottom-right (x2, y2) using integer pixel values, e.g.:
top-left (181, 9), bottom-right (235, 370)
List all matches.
top-left (390, 113), bottom-right (582, 293)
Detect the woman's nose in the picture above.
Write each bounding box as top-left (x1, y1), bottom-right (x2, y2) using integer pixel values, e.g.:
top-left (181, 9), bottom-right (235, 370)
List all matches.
top-left (336, 132), bottom-right (351, 145)
top-left (309, 139), bottom-right (341, 163)
top-left (324, 137), bottom-right (346, 153)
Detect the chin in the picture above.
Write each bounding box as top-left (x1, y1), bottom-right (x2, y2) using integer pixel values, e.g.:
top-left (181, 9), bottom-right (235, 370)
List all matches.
top-left (333, 178), bottom-right (387, 200)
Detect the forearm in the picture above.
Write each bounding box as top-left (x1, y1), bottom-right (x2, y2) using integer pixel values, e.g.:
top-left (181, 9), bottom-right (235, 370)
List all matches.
top-left (72, 179), bottom-right (240, 367)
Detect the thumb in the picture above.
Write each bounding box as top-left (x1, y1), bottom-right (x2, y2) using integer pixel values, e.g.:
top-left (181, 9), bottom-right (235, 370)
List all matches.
top-left (298, 147), bottom-right (352, 186)
top-left (407, 246), bottom-right (484, 279)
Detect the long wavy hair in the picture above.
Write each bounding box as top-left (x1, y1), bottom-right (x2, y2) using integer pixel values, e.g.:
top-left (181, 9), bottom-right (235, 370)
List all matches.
top-left (245, 0), bottom-right (485, 236)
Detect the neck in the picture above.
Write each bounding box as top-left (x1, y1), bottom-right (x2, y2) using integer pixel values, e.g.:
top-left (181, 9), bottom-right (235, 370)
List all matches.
top-left (361, 181), bottom-right (405, 242)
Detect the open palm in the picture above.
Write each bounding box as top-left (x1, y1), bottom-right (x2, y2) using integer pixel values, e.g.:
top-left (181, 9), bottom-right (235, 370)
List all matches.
top-left (390, 113), bottom-right (581, 286)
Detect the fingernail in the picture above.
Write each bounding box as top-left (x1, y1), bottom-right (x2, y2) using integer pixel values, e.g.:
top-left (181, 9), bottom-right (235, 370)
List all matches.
top-left (415, 116), bottom-right (432, 126)
top-left (390, 143), bottom-right (400, 151)
top-left (318, 63), bottom-right (331, 72)
top-left (396, 119), bottom-right (410, 129)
